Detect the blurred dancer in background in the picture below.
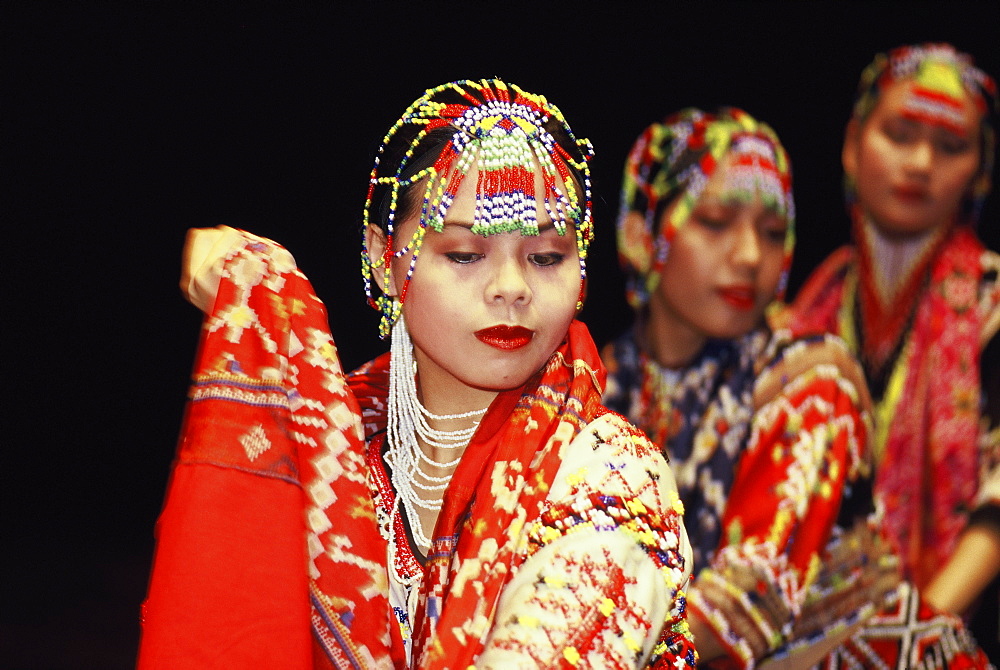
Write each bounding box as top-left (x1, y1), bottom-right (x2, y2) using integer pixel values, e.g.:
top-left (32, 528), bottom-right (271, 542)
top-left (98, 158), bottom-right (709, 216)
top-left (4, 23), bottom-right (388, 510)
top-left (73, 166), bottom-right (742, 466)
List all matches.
top-left (789, 43), bottom-right (999, 666)
top-left (604, 107), bottom-right (889, 667)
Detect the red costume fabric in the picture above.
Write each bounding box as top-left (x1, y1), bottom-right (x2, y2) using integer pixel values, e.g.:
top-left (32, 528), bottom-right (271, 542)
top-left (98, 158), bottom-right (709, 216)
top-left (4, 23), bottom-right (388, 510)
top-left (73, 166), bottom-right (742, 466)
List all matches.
top-left (604, 328), bottom-right (886, 669)
top-left (791, 224), bottom-right (998, 587)
top-left (139, 231), bottom-right (696, 668)
top-left (788, 223), bottom-right (998, 668)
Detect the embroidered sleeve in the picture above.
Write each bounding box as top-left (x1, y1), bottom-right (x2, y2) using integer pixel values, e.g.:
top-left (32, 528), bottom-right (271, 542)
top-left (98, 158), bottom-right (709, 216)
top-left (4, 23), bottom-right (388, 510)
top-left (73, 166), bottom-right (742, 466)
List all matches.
top-left (477, 412), bottom-right (697, 669)
top-left (142, 229), bottom-right (396, 667)
top-left (687, 340), bottom-right (871, 668)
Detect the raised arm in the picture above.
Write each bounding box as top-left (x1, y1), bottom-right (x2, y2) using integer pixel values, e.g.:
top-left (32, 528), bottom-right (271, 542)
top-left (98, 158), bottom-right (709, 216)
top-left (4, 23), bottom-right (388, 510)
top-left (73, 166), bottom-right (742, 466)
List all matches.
top-left (140, 230), bottom-right (393, 668)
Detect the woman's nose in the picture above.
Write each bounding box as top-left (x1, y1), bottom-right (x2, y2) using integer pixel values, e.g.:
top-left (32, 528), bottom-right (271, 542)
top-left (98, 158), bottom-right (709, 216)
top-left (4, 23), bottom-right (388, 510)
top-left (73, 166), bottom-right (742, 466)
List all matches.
top-left (731, 220), bottom-right (762, 269)
top-left (487, 258), bottom-right (532, 305)
top-left (904, 140), bottom-right (934, 173)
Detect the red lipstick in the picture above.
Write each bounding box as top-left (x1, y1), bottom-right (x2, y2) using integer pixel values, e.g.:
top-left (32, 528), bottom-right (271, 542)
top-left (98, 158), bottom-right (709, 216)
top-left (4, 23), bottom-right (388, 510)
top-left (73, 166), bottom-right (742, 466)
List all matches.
top-left (893, 184), bottom-right (928, 203)
top-left (718, 286), bottom-right (755, 311)
top-left (475, 325), bottom-right (534, 350)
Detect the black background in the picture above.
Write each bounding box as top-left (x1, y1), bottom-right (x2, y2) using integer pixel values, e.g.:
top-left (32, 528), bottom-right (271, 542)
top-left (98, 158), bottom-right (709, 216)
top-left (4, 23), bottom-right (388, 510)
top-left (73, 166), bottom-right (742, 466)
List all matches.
top-left (6, 3), bottom-right (999, 667)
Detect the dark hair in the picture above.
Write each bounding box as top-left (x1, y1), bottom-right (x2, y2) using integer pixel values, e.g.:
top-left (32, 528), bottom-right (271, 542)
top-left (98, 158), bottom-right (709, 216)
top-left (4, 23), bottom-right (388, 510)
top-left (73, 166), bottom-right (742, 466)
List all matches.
top-left (371, 126), bottom-right (456, 236)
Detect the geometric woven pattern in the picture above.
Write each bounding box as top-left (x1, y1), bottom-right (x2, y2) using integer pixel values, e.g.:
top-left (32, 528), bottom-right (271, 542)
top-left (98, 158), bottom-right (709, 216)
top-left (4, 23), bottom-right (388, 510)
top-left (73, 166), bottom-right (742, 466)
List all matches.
top-left (816, 583), bottom-right (992, 669)
top-left (239, 424), bottom-right (271, 462)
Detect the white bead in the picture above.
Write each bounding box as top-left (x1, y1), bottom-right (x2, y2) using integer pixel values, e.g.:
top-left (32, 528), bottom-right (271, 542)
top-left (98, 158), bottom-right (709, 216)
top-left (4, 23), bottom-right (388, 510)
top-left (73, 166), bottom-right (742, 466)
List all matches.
top-left (385, 313), bottom-right (488, 549)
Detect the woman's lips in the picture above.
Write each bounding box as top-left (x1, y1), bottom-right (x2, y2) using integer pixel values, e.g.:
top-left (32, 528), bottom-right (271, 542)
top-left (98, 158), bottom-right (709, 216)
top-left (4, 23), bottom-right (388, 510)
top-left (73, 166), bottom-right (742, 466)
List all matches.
top-left (893, 184), bottom-right (929, 203)
top-left (475, 325), bottom-right (534, 350)
top-left (718, 286), bottom-right (755, 311)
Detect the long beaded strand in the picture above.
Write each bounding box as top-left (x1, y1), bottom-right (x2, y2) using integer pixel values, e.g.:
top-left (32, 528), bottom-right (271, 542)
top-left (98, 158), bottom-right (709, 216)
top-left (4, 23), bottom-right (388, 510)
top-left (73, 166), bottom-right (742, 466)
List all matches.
top-left (385, 314), bottom-right (488, 550)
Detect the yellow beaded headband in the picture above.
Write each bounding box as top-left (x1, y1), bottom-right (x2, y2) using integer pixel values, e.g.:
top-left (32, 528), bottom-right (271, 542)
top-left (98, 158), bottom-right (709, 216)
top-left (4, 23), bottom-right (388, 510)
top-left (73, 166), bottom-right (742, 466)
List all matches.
top-left (361, 79), bottom-right (595, 338)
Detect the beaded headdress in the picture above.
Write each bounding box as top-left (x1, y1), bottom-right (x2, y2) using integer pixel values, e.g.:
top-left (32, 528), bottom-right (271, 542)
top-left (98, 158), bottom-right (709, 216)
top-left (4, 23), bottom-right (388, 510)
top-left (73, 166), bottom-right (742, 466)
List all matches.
top-left (849, 43), bottom-right (998, 224)
top-left (618, 107), bottom-right (795, 310)
top-left (362, 79), bottom-right (595, 337)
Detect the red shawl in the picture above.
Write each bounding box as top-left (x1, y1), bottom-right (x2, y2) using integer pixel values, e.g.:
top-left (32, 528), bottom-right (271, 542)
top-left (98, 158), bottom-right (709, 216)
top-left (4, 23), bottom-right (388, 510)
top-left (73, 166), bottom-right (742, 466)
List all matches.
top-left (348, 318), bottom-right (609, 666)
top-left (139, 232), bottom-right (672, 668)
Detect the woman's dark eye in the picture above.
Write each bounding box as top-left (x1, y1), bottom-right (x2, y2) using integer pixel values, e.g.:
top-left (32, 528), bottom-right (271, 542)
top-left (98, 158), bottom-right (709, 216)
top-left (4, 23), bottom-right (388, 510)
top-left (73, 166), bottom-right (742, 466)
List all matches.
top-left (529, 253), bottom-right (565, 267)
top-left (937, 135), bottom-right (972, 156)
top-left (694, 214), bottom-right (728, 231)
top-left (765, 228), bottom-right (788, 244)
top-left (883, 119), bottom-right (917, 144)
top-left (759, 214), bottom-right (788, 244)
top-left (445, 252), bottom-right (482, 264)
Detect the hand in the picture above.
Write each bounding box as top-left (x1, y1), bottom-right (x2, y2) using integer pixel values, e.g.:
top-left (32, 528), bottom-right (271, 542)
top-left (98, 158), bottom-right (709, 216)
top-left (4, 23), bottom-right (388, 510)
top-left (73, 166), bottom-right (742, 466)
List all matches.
top-left (180, 226), bottom-right (238, 312)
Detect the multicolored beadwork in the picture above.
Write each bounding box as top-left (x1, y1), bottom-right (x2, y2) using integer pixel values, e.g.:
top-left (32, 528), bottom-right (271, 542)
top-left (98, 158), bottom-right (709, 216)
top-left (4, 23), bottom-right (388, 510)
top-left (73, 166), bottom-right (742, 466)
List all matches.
top-left (361, 79), bottom-right (595, 338)
top-left (617, 108), bottom-right (795, 310)
top-left (850, 43), bottom-right (999, 224)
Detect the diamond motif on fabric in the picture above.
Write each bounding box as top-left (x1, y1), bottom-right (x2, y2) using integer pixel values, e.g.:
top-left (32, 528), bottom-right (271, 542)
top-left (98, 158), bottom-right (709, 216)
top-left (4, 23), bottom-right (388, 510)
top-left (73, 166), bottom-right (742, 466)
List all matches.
top-left (240, 424), bottom-right (271, 462)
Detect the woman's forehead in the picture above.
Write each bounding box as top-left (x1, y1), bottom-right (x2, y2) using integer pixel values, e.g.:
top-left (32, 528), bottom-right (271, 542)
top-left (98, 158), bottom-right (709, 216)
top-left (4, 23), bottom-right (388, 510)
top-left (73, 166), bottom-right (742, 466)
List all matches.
top-left (876, 77), bottom-right (983, 137)
top-left (414, 224), bottom-right (577, 254)
top-left (434, 218), bottom-right (572, 236)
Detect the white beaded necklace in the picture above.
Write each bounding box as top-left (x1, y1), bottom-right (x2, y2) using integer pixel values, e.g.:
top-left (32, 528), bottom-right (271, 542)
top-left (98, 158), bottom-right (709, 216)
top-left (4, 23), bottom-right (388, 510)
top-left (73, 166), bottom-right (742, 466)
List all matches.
top-left (385, 314), bottom-right (488, 550)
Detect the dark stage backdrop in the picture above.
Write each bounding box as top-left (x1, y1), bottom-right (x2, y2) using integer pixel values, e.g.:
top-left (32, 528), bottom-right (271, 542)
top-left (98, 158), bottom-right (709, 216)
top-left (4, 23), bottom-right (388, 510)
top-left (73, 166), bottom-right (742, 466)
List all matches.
top-left (7, 4), bottom-right (999, 667)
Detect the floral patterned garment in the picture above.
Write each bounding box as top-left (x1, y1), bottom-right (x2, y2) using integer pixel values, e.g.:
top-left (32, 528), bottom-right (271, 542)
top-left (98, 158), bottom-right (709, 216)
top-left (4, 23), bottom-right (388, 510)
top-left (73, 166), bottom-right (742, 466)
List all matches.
top-left (604, 327), bottom-right (877, 668)
top-left (140, 229), bottom-right (697, 669)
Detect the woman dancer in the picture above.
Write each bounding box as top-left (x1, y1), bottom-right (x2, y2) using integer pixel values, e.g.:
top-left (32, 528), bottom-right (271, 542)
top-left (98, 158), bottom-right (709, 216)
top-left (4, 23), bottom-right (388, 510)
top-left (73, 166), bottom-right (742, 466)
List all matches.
top-left (603, 107), bottom-right (885, 668)
top-left (788, 42), bottom-right (1000, 666)
top-left (138, 79), bottom-right (695, 669)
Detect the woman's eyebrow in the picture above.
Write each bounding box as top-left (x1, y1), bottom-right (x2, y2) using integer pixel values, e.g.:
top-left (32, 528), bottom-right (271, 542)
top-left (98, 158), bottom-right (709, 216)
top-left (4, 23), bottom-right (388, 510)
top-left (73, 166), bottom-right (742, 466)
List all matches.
top-left (440, 221), bottom-right (476, 230)
top-left (936, 126), bottom-right (975, 141)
